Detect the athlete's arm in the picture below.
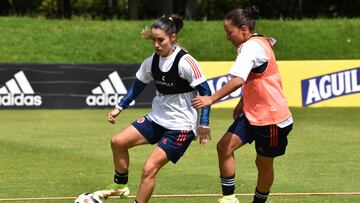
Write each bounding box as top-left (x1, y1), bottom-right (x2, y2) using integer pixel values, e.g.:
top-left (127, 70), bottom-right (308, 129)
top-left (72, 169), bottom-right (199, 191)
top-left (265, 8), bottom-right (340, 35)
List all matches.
top-left (192, 76), bottom-right (244, 109)
top-left (116, 79), bottom-right (147, 110)
top-left (108, 79), bottom-right (147, 124)
top-left (195, 81), bottom-right (211, 126)
top-left (195, 81), bottom-right (212, 145)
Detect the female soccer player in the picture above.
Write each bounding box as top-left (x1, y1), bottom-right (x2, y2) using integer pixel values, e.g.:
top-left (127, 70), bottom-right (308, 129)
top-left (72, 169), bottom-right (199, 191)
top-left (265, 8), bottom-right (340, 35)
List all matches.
top-left (192, 6), bottom-right (293, 203)
top-left (95, 15), bottom-right (211, 203)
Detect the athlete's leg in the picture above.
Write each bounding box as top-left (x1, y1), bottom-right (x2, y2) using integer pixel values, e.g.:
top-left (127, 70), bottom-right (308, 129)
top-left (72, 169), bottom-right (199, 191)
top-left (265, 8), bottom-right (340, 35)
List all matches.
top-left (217, 132), bottom-right (244, 176)
top-left (253, 154), bottom-right (274, 203)
top-left (95, 125), bottom-right (149, 199)
top-left (111, 125), bottom-right (149, 174)
top-left (255, 154), bottom-right (274, 191)
top-left (135, 146), bottom-right (169, 203)
top-left (217, 131), bottom-right (244, 202)
top-left (218, 115), bottom-right (249, 177)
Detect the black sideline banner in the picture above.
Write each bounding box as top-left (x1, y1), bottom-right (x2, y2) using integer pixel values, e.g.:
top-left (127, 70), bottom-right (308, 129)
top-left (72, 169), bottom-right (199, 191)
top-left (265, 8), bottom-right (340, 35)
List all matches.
top-left (0, 63), bottom-right (155, 109)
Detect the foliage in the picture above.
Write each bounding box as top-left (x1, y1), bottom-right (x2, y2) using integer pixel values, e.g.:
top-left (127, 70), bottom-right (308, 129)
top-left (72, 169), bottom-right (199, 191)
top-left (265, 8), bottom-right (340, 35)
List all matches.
top-left (252, 0), bottom-right (360, 19)
top-left (1, 0), bottom-right (360, 19)
top-left (197, 0), bottom-right (251, 20)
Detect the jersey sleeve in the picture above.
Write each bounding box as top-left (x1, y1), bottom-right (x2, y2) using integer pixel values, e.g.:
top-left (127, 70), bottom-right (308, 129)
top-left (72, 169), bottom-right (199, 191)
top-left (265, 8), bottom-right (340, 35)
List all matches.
top-left (229, 40), bottom-right (268, 81)
top-left (178, 54), bottom-right (207, 87)
top-left (135, 54), bottom-right (154, 84)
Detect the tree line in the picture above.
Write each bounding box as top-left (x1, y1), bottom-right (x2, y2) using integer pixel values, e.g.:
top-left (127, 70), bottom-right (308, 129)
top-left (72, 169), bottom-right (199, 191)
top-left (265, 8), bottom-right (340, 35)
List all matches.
top-left (1, 0), bottom-right (359, 20)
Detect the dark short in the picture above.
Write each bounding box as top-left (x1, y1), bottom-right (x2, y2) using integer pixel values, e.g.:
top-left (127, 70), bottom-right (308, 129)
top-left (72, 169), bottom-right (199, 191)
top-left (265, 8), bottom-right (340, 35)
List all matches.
top-left (132, 116), bottom-right (195, 163)
top-left (227, 114), bottom-right (293, 158)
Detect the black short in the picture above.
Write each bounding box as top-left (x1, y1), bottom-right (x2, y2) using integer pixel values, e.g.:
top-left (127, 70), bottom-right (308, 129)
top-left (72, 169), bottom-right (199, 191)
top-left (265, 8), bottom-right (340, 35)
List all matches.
top-left (228, 115), bottom-right (293, 158)
top-left (248, 122), bottom-right (292, 157)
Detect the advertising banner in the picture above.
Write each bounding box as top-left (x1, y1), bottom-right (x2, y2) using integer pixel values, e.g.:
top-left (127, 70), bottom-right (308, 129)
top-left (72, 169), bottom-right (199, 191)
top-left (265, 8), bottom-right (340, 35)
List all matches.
top-left (1, 60), bottom-right (359, 109)
top-left (0, 63), bottom-right (155, 109)
top-left (199, 60), bottom-right (360, 108)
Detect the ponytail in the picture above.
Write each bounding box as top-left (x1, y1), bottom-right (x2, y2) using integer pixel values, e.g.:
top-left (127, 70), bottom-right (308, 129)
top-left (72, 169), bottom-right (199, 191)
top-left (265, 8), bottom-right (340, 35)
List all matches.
top-left (244, 5), bottom-right (259, 19)
top-left (168, 15), bottom-right (183, 35)
top-left (224, 5), bottom-right (259, 33)
top-left (141, 14), bottom-right (184, 39)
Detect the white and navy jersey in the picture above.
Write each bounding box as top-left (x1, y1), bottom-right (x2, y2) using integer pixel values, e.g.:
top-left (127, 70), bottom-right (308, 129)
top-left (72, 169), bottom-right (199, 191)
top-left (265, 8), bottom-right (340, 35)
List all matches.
top-left (136, 46), bottom-right (207, 131)
top-left (229, 35), bottom-right (276, 81)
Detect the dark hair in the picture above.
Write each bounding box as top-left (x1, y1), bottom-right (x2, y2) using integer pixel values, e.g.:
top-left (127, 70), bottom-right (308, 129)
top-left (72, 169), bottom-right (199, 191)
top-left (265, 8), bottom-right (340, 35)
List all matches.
top-left (141, 14), bottom-right (183, 40)
top-left (224, 5), bottom-right (259, 33)
top-left (152, 14), bottom-right (183, 36)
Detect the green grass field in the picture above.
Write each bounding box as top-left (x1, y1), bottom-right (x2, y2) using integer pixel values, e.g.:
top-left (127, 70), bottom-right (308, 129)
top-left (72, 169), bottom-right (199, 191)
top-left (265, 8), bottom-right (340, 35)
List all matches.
top-left (0, 17), bottom-right (359, 62)
top-left (1, 108), bottom-right (359, 203)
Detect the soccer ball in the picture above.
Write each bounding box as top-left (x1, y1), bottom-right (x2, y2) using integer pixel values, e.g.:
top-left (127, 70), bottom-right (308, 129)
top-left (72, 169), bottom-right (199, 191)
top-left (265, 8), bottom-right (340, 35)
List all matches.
top-left (74, 193), bottom-right (103, 203)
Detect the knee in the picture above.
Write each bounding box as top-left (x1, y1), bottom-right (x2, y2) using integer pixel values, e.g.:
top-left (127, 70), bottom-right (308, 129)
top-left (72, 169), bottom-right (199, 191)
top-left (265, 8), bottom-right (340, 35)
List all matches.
top-left (217, 140), bottom-right (230, 156)
top-left (216, 140), bottom-right (224, 154)
top-left (142, 163), bottom-right (158, 179)
top-left (111, 134), bottom-right (126, 150)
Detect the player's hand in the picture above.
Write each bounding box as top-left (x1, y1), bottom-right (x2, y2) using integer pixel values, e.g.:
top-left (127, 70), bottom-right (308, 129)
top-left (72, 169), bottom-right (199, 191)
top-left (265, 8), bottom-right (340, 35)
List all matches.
top-left (192, 96), bottom-right (213, 109)
top-left (108, 108), bottom-right (121, 124)
top-left (197, 125), bottom-right (211, 145)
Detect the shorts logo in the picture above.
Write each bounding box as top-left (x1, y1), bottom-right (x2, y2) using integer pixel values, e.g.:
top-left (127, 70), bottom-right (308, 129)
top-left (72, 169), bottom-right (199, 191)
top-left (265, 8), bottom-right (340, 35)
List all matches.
top-left (301, 67), bottom-right (360, 106)
top-left (86, 71), bottom-right (135, 106)
top-left (0, 71), bottom-right (42, 107)
top-left (136, 117), bottom-right (145, 123)
top-left (207, 75), bottom-right (242, 103)
top-left (162, 138), bottom-right (167, 145)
